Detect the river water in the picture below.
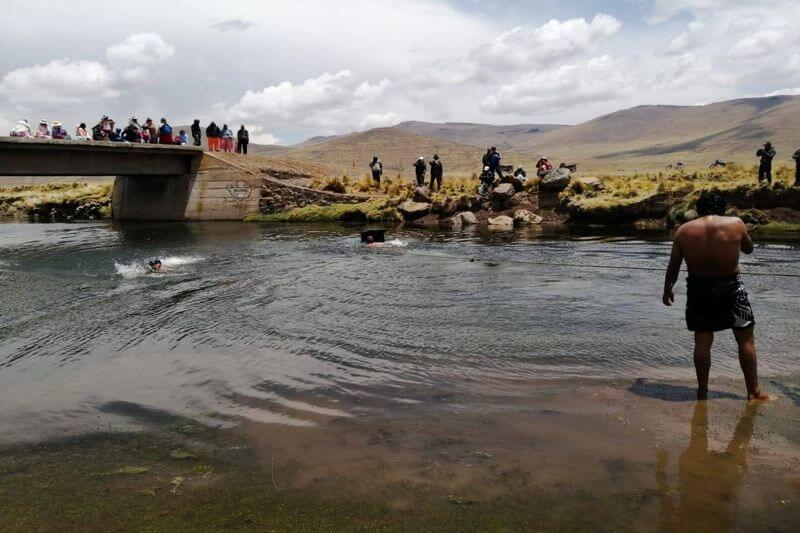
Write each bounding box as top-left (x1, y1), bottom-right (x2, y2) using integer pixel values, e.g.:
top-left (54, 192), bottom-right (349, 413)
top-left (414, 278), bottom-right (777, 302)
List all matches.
top-left (1, 221), bottom-right (800, 442)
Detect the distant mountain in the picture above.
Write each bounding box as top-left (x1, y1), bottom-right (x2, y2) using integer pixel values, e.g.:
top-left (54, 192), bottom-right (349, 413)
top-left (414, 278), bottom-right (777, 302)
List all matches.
top-left (283, 127), bottom-right (538, 178)
top-left (287, 95), bottom-right (800, 175)
top-left (392, 121), bottom-right (567, 152)
top-left (522, 95), bottom-right (800, 172)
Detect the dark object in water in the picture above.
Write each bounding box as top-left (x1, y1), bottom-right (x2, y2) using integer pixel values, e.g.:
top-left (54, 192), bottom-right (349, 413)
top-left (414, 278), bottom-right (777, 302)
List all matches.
top-left (361, 229), bottom-right (386, 243)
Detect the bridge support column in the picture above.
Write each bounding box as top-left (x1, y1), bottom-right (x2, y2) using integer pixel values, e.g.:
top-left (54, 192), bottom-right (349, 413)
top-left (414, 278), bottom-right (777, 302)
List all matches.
top-left (112, 174), bottom-right (195, 220)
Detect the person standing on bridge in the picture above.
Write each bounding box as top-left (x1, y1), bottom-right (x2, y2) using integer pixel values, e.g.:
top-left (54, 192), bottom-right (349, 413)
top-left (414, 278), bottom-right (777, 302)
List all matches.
top-left (206, 122), bottom-right (221, 152)
top-left (143, 118), bottom-right (157, 144)
top-left (237, 125), bottom-right (249, 154)
top-left (220, 124), bottom-right (234, 152)
top-left (191, 119), bottom-right (202, 147)
top-left (792, 148), bottom-right (800, 187)
top-left (158, 118), bottom-right (173, 145)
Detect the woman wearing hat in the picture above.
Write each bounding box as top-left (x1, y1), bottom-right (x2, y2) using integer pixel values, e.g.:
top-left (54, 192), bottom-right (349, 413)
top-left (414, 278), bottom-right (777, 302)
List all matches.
top-left (51, 121), bottom-right (70, 140)
top-left (9, 119), bottom-right (32, 137)
top-left (34, 120), bottom-right (51, 139)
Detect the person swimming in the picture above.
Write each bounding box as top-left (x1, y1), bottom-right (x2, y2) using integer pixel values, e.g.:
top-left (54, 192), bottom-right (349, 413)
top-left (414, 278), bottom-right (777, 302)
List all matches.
top-left (364, 236), bottom-right (385, 248)
top-left (148, 260), bottom-right (162, 272)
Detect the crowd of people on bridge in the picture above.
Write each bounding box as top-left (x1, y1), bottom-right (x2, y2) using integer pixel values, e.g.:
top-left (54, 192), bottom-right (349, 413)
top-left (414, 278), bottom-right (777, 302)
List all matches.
top-left (8, 116), bottom-right (250, 155)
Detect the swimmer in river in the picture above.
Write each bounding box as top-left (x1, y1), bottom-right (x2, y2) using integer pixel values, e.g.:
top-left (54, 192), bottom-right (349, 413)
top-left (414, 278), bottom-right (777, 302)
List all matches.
top-left (662, 190), bottom-right (770, 401)
top-left (364, 236), bottom-right (385, 248)
top-left (148, 260), bottom-right (162, 272)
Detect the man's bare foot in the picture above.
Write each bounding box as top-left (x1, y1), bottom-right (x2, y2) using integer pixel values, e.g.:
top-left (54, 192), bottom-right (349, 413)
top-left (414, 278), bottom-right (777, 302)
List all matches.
top-left (747, 391), bottom-right (774, 402)
top-left (697, 388), bottom-right (708, 401)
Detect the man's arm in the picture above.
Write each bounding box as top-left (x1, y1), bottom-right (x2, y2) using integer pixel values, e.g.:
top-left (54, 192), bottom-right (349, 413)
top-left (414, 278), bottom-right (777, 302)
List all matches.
top-left (740, 221), bottom-right (754, 255)
top-left (663, 239), bottom-right (684, 306)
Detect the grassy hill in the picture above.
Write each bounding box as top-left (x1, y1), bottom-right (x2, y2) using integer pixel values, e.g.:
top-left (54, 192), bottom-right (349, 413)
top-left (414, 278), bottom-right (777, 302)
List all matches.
top-left (520, 95), bottom-right (800, 173)
top-left (282, 128), bottom-right (538, 178)
top-left (283, 95), bottom-right (800, 176)
top-left (392, 121), bottom-right (566, 152)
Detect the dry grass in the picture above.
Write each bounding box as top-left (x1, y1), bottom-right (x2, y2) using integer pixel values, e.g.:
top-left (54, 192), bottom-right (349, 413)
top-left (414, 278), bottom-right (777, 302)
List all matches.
top-left (563, 164), bottom-right (791, 209)
top-left (0, 182), bottom-right (112, 215)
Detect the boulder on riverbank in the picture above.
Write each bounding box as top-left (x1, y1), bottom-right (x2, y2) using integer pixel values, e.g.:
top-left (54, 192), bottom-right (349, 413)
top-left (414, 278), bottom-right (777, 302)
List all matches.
top-left (540, 168), bottom-right (572, 192)
top-left (513, 209), bottom-right (543, 226)
top-left (487, 215), bottom-right (515, 228)
top-left (398, 200), bottom-right (431, 220)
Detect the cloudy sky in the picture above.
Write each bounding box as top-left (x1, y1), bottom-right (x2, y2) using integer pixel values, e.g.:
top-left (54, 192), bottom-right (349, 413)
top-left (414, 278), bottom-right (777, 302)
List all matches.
top-left (1, 0), bottom-right (799, 144)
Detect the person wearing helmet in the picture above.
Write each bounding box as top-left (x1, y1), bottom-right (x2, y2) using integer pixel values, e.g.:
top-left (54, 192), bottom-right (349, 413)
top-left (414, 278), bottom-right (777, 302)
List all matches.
top-left (429, 154), bottom-right (443, 191)
top-left (413, 156), bottom-right (427, 187)
top-left (479, 165), bottom-right (495, 195)
top-left (148, 260), bottom-right (163, 272)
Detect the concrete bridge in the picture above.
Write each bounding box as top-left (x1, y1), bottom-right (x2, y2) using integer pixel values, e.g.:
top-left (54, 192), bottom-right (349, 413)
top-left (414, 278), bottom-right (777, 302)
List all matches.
top-left (0, 137), bottom-right (262, 220)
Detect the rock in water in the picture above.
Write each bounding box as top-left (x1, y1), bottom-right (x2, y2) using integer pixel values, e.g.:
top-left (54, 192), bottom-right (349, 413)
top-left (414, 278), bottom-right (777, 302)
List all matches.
top-left (441, 211), bottom-right (478, 228)
top-left (540, 168), bottom-right (572, 191)
top-left (412, 187), bottom-right (432, 203)
top-left (459, 211), bottom-right (477, 225)
top-left (513, 209), bottom-right (543, 225)
top-left (398, 200), bottom-right (431, 220)
top-left (487, 215), bottom-right (514, 228)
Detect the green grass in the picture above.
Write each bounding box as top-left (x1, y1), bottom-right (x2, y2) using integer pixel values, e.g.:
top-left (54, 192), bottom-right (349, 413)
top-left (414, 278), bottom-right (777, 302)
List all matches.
top-left (564, 167), bottom-right (794, 207)
top-left (0, 182), bottom-right (112, 216)
top-left (245, 198), bottom-right (400, 223)
top-left (754, 222), bottom-right (800, 233)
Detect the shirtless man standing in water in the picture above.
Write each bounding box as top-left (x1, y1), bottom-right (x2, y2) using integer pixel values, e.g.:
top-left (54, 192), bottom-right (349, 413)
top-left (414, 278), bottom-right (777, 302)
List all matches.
top-left (663, 190), bottom-right (770, 401)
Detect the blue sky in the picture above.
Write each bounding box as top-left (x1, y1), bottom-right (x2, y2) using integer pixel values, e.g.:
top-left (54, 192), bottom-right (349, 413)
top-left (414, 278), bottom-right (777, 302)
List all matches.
top-left (1, 0), bottom-right (798, 144)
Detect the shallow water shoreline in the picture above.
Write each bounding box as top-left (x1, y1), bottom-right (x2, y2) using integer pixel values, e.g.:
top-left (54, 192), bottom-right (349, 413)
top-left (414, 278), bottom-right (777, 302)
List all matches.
top-left (1, 377), bottom-right (799, 531)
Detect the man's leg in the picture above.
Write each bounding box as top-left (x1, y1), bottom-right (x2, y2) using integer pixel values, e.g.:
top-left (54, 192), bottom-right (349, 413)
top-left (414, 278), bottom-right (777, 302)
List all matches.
top-left (733, 327), bottom-right (769, 401)
top-left (243, 142), bottom-right (248, 155)
top-left (694, 331), bottom-right (714, 400)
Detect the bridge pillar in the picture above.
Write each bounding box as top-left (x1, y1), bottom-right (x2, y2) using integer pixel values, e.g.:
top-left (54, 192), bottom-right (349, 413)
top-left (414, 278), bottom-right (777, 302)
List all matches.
top-left (112, 174), bottom-right (196, 220)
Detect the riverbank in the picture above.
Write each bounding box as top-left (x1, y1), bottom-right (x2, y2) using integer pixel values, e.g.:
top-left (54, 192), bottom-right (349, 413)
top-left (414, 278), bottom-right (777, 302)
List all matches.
top-left (0, 182), bottom-right (112, 220)
top-left (2, 378), bottom-right (799, 531)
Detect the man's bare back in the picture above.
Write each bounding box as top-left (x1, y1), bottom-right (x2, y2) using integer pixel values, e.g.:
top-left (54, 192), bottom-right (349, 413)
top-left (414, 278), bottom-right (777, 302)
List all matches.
top-left (673, 215), bottom-right (753, 277)
top-left (662, 190), bottom-right (769, 402)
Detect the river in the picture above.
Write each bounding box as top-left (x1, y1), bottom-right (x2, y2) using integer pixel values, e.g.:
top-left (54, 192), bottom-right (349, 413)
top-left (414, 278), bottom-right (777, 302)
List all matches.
top-left (1, 221), bottom-right (800, 443)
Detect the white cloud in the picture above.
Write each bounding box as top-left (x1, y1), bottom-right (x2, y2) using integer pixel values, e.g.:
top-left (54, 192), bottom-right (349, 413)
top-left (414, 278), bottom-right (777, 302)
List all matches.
top-left (358, 112), bottom-right (402, 130)
top-left (481, 55), bottom-right (634, 115)
top-left (763, 87), bottom-right (800, 97)
top-left (354, 79), bottom-right (392, 100)
top-left (470, 14), bottom-right (622, 73)
top-left (229, 71), bottom-right (359, 123)
top-left (0, 59), bottom-right (118, 106)
top-left (649, 0), bottom-right (743, 23)
top-left (106, 33), bottom-right (175, 82)
top-left (226, 70), bottom-right (396, 137)
top-left (248, 125), bottom-right (280, 145)
top-left (730, 25), bottom-right (792, 58)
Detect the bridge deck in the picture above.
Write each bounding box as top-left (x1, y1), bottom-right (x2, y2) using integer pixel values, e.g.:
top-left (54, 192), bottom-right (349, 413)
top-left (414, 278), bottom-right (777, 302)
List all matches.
top-left (0, 137), bottom-right (204, 176)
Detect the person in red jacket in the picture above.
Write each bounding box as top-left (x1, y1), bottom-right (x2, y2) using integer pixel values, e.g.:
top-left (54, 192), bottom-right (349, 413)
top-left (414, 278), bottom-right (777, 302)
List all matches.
top-left (158, 118), bottom-right (173, 144)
